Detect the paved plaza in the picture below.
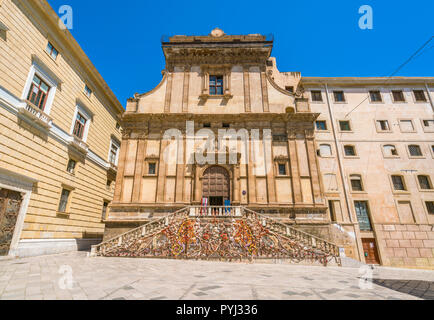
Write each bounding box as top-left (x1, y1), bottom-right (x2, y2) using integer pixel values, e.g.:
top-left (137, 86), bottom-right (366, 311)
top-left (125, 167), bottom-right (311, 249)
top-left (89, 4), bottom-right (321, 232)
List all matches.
top-left (0, 252), bottom-right (433, 300)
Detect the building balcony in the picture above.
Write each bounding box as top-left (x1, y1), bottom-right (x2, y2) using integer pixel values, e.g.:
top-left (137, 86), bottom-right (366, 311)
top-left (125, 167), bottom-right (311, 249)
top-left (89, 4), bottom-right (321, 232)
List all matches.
top-left (68, 136), bottom-right (89, 155)
top-left (18, 101), bottom-right (53, 129)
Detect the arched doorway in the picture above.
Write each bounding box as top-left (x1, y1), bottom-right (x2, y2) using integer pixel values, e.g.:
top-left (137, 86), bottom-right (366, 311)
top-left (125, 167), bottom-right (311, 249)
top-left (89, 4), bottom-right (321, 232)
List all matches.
top-left (202, 166), bottom-right (230, 206)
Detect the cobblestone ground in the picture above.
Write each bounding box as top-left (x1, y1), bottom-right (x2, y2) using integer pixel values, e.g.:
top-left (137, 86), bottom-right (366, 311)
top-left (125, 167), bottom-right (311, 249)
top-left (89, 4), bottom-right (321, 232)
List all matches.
top-left (0, 252), bottom-right (433, 300)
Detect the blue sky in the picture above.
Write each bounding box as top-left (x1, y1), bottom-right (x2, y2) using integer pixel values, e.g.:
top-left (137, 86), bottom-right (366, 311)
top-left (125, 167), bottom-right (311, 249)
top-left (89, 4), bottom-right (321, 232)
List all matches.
top-left (47, 0), bottom-right (434, 107)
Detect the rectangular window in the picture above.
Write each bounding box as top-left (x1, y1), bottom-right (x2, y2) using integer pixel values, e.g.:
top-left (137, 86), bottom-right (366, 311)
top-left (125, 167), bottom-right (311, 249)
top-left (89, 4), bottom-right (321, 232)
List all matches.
top-left (339, 121), bottom-right (351, 131)
top-left (67, 159), bottom-right (76, 174)
top-left (354, 201), bottom-right (372, 231)
top-left (58, 189), bottom-right (71, 213)
top-left (413, 90), bottom-right (427, 102)
top-left (109, 143), bottom-right (119, 165)
top-left (418, 175), bottom-right (432, 190)
top-left (102, 201), bottom-right (109, 220)
top-left (408, 145), bottom-right (422, 157)
top-left (426, 201), bottom-right (434, 214)
top-left (344, 145), bottom-right (356, 156)
top-left (311, 90), bottom-right (323, 102)
top-left (148, 163), bottom-right (156, 175)
top-left (350, 175), bottom-right (363, 191)
top-left (45, 42), bottom-right (58, 60)
top-left (27, 74), bottom-right (50, 110)
top-left (209, 75), bottom-right (223, 95)
top-left (423, 120), bottom-right (434, 128)
top-left (392, 175), bottom-right (406, 191)
top-left (222, 123), bottom-right (230, 128)
top-left (285, 86), bottom-right (294, 93)
top-left (328, 200), bottom-right (336, 222)
top-left (333, 91), bottom-right (345, 102)
top-left (316, 121), bottom-right (327, 131)
top-left (84, 85), bottom-right (92, 98)
top-left (392, 90), bottom-right (405, 102)
top-left (278, 164), bottom-right (287, 176)
top-left (377, 120), bottom-right (390, 131)
top-left (369, 90), bottom-right (382, 102)
top-left (400, 120), bottom-right (414, 132)
top-left (73, 112), bottom-right (87, 139)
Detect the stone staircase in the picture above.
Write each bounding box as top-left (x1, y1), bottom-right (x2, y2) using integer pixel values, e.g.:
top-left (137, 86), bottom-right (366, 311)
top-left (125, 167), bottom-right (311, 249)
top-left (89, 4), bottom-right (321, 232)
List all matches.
top-left (91, 207), bottom-right (341, 266)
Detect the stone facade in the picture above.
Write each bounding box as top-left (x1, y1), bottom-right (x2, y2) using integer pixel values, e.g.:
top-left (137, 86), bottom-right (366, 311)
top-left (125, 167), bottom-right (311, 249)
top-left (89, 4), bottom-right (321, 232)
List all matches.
top-left (109, 29), bottom-right (434, 269)
top-left (0, 0), bottom-right (123, 257)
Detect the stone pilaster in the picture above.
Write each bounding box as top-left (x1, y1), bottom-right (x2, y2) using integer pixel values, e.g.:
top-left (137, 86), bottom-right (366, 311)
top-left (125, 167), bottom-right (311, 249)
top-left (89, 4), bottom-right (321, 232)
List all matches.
top-left (164, 71), bottom-right (173, 113)
top-left (156, 139), bottom-right (168, 203)
top-left (260, 68), bottom-right (269, 112)
top-left (175, 135), bottom-right (186, 203)
top-left (287, 129), bottom-right (302, 204)
top-left (305, 129), bottom-right (323, 204)
top-left (113, 130), bottom-right (130, 203)
top-left (182, 66), bottom-right (190, 113)
top-left (131, 134), bottom-right (147, 203)
top-left (243, 66), bottom-right (251, 112)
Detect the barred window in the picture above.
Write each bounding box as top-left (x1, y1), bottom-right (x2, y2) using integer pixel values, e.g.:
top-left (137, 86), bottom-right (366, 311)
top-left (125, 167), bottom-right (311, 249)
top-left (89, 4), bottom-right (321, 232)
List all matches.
top-left (413, 90), bottom-right (426, 102)
top-left (58, 189), bottom-right (71, 213)
top-left (392, 90), bottom-right (405, 102)
top-left (369, 90), bottom-right (382, 102)
top-left (311, 91), bottom-right (323, 102)
top-left (418, 175), bottom-right (432, 190)
top-left (333, 91), bottom-right (345, 102)
top-left (344, 145), bottom-right (356, 156)
top-left (391, 175), bottom-right (406, 191)
top-left (426, 202), bottom-right (434, 215)
top-left (408, 145), bottom-right (422, 157)
top-left (350, 175), bottom-right (363, 191)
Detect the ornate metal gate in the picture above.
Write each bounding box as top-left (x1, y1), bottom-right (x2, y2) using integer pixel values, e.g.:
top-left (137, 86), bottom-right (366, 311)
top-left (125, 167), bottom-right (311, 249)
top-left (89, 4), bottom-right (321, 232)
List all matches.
top-left (0, 189), bottom-right (22, 256)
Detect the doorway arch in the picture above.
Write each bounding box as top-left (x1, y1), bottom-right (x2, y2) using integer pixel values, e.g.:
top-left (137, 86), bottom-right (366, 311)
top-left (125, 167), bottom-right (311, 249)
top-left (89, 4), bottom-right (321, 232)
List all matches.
top-left (202, 166), bottom-right (230, 206)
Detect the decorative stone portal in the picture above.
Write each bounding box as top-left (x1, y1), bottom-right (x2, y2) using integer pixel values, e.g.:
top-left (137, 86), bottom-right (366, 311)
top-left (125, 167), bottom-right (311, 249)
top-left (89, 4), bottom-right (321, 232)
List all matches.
top-left (202, 166), bottom-right (230, 206)
top-left (0, 189), bottom-right (23, 256)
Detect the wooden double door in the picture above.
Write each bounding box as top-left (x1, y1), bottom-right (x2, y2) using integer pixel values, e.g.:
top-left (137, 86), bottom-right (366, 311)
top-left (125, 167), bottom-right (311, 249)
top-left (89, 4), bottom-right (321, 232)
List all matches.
top-left (0, 189), bottom-right (23, 256)
top-left (202, 166), bottom-right (230, 205)
top-left (362, 238), bottom-right (380, 265)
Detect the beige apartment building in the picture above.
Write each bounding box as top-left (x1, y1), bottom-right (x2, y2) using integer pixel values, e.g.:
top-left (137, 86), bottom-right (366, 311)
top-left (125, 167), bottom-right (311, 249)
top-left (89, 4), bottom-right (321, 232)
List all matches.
top-left (0, 0), bottom-right (123, 257)
top-left (104, 28), bottom-right (434, 269)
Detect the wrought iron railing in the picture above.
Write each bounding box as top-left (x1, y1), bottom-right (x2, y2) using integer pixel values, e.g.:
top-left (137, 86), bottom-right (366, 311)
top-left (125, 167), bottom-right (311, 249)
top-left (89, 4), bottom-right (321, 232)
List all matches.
top-left (243, 207), bottom-right (341, 264)
top-left (91, 207), bottom-right (190, 257)
top-left (91, 206), bottom-right (341, 266)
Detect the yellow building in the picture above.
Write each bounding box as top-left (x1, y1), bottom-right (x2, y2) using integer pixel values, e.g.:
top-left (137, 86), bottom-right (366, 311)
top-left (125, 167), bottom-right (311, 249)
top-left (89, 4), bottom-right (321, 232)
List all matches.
top-left (100, 29), bottom-right (434, 269)
top-left (0, 0), bottom-right (123, 257)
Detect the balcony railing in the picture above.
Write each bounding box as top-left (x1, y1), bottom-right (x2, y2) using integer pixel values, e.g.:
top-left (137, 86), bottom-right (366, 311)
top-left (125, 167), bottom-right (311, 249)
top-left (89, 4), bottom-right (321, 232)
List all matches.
top-left (18, 102), bottom-right (52, 128)
top-left (69, 136), bottom-right (89, 154)
top-left (189, 206), bottom-right (242, 217)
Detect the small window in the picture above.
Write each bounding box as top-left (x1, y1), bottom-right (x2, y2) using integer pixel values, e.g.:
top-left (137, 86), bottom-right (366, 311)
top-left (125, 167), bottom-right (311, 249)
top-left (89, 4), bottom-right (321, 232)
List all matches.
top-left (328, 200), bottom-right (337, 222)
top-left (266, 60), bottom-right (273, 67)
top-left (384, 145), bottom-right (398, 157)
top-left (203, 123), bottom-right (211, 128)
top-left (400, 120), bottom-right (414, 132)
top-left (355, 201), bottom-right (372, 231)
top-left (84, 85), bottom-right (92, 98)
top-left (408, 145), bottom-right (422, 157)
top-left (106, 179), bottom-right (113, 188)
top-left (311, 90), bottom-right (323, 102)
top-left (339, 121), bottom-right (351, 131)
top-left (66, 159), bottom-right (76, 174)
top-left (116, 122), bottom-right (121, 130)
top-left (222, 123), bottom-right (230, 128)
top-left (392, 90), bottom-right (405, 102)
top-left (58, 188), bottom-right (71, 213)
top-left (350, 175), bottom-right (363, 192)
top-left (209, 75), bottom-right (223, 95)
top-left (278, 163), bottom-right (287, 176)
top-left (413, 90), bottom-right (427, 102)
top-left (319, 144), bottom-right (332, 157)
top-left (45, 42), bottom-right (58, 60)
top-left (73, 112), bottom-right (87, 139)
top-left (426, 201), bottom-right (434, 214)
top-left (418, 175), bottom-right (432, 190)
top-left (27, 74), bottom-right (50, 110)
top-left (315, 121), bottom-right (327, 131)
top-left (423, 120), bottom-right (434, 128)
top-left (333, 91), bottom-right (345, 102)
top-left (285, 86), bottom-right (294, 93)
top-left (102, 201), bottom-right (109, 220)
top-left (109, 142), bottom-right (119, 166)
top-left (344, 145), bottom-right (356, 156)
top-left (148, 163), bottom-right (156, 175)
top-left (391, 175), bottom-right (406, 191)
top-left (369, 90), bottom-right (382, 102)
top-left (376, 120), bottom-right (390, 131)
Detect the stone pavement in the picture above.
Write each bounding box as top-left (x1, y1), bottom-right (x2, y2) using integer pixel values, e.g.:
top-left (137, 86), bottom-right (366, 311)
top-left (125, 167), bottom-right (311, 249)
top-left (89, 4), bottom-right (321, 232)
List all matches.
top-left (0, 252), bottom-right (433, 300)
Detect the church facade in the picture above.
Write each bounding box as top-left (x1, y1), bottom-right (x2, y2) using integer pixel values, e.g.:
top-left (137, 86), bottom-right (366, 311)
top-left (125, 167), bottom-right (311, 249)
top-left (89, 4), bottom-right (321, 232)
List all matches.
top-left (107, 29), bottom-right (434, 268)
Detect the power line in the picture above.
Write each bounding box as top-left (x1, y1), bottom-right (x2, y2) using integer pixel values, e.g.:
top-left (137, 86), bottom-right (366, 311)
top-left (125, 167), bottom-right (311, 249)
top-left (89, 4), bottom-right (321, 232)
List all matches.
top-left (345, 36), bottom-right (434, 118)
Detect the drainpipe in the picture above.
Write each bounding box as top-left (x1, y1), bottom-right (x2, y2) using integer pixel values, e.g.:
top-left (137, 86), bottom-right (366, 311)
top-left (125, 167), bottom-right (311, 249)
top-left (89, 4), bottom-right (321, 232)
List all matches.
top-left (324, 83), bottom-right (362, 261)
top-left (425, 83), bottom-right (434, 113)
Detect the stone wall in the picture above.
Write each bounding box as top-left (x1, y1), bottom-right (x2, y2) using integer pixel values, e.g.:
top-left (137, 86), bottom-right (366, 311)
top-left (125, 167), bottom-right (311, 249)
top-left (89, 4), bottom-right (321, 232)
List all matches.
top-left (376, 224), bottom-right (434, 268)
